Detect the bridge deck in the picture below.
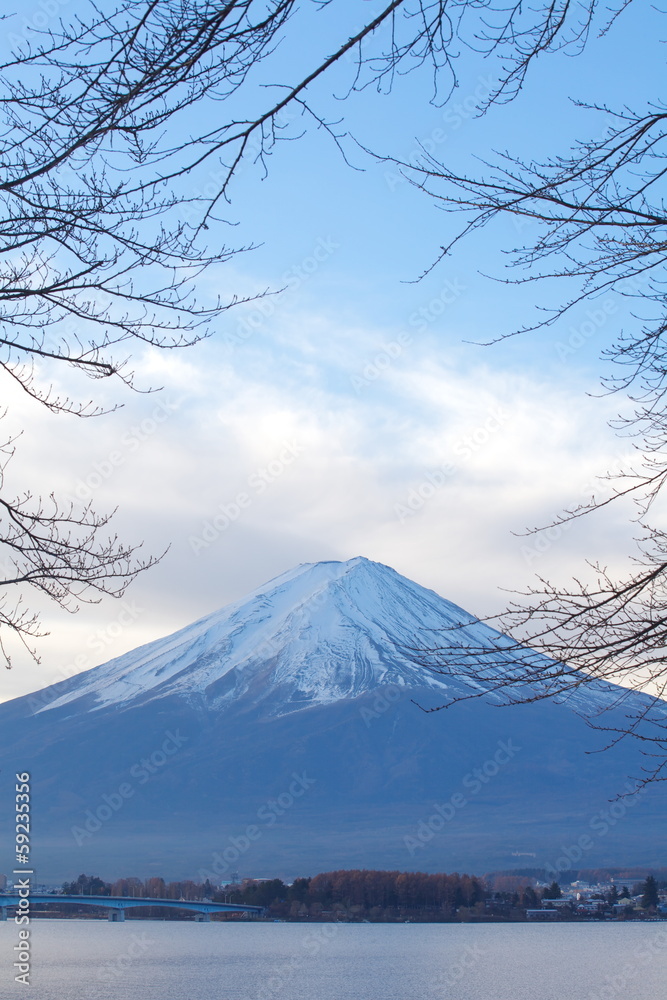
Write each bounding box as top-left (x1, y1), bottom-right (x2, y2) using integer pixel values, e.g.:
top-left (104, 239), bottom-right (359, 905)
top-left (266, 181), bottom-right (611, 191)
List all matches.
top-left (0, 894), bottom-right (263, 918)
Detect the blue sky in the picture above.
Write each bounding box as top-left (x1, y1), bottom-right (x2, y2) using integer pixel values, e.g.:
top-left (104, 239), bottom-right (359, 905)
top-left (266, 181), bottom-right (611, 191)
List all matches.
top-left (1, 0), bottom-right (662, 701)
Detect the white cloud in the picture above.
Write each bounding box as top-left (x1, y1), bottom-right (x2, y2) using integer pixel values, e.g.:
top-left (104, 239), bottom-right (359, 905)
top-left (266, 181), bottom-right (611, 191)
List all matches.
top-left (0, 301), bottom-right (642, 703)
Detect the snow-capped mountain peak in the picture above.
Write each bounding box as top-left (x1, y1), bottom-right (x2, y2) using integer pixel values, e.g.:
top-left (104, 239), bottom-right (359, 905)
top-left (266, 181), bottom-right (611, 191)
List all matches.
top-left (36, 557), bottom-right (490, 717)
top-left (33, 556), bottom-right (647, 721)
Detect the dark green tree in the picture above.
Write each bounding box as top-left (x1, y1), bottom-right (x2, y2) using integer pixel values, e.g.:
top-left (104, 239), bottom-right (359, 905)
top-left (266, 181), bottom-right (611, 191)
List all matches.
top-left (288, 878), bottom-right (311, 902)
top-left (641, 876), bottom-right (659, 910)
top-left (521, 886), bottom-right (538, 908)
top-left (238, 878), bottom-right (287, 907)
top-left (61, 873), bottom-right (110, 895)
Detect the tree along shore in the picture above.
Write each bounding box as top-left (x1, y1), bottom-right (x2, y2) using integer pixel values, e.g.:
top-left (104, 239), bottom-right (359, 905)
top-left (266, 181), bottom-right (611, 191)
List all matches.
top-left (30, 869), bottom-right (664, 922)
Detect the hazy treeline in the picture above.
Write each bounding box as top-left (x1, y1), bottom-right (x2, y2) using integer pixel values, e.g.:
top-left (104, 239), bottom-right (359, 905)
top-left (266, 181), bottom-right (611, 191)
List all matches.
top-left (61, 869), bottom-right (486, 918)
top-left (59, 868), bottom-right (664, 921)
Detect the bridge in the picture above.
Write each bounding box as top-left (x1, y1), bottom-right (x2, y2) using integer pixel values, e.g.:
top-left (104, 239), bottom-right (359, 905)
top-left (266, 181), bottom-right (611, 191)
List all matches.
top-left (0, 894), bottom-right (264, 922)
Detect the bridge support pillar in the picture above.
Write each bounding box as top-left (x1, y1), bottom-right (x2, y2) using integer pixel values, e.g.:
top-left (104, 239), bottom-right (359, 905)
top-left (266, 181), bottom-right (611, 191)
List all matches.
top-left (108, 910), bottom-right (126, 922)
top-left (0, 907), bottom-right (7, 921)
top-left (195, 912), bottom-right (211, 922)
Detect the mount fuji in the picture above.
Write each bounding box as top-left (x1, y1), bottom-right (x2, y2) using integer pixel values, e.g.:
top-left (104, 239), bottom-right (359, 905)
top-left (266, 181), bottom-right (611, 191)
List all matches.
top-left (0, 557), bottom-right (664, 881)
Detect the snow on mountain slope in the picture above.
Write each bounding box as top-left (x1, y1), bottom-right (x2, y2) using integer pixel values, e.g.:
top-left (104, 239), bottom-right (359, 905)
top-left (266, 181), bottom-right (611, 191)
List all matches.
top-left (35, 556), bottom-right (645, 720)
top-left (36, 558), bottom-right (442, 714)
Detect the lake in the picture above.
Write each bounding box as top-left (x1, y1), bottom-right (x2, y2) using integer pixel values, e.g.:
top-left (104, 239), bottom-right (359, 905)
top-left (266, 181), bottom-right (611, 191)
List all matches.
top-left (1, 920), bottom-right (665, 999)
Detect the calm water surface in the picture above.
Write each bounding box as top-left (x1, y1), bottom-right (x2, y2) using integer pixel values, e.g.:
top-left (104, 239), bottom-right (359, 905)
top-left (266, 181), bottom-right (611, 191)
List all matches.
top-left (1, 919), bottom-right (665, 999)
